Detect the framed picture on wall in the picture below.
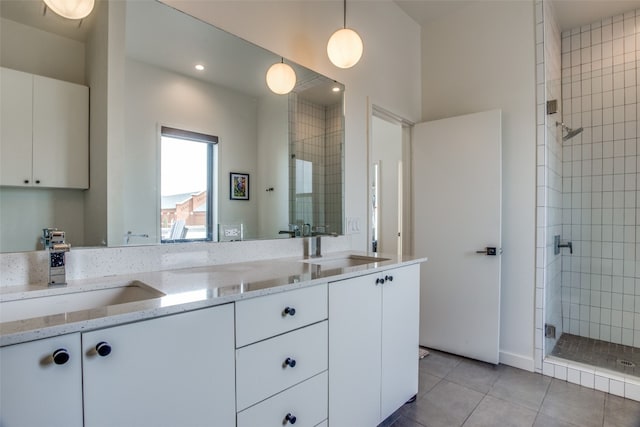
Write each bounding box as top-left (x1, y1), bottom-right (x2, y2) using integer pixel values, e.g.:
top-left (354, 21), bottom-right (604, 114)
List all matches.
top-left (230, 172), bottom-right (249, 200)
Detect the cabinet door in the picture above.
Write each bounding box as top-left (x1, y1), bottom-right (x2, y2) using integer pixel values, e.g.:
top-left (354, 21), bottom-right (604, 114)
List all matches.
top-left (329, 273), bottom-right (381, 427)
top-left (82, 304), bottom-right (235, 427)
top-left (33, 75), bottom-right (88, 189)
top-left (381, 264), bottom-right (420, 420)
top-left (0, 67), bottom-right (33, 186)
top-left (0, 333), bottom-right (83, 427)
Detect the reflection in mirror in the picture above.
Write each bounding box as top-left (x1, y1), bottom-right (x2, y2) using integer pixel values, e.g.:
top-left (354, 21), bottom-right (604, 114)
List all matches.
top-left (0, 0), bottom-right (344, 253)
top-left (160, 127), bottom-right (217, 243)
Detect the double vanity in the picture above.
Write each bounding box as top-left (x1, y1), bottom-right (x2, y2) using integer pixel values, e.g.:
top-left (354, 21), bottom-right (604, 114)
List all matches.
top-left (0, 252), bottom-right (426, 427)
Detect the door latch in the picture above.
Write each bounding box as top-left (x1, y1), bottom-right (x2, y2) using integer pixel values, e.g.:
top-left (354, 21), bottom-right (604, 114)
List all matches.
top-left (476, 247), bottom-right (501, 256)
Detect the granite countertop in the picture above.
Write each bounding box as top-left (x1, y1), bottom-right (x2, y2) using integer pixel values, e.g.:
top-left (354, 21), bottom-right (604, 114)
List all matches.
top-left (0, 251), bottom-right (427, 346)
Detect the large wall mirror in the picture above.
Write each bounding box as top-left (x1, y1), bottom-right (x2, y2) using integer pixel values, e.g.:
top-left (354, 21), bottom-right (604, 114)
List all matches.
top-left (0, 0), bottom-right (344, 253)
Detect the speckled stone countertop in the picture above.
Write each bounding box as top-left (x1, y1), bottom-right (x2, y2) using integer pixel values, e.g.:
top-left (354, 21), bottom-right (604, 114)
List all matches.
top-left (0, 252), bottom-right (427, 347)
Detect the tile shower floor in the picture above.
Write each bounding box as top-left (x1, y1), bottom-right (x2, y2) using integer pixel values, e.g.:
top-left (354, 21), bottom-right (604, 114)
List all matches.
top-left (380, 348), bottom-right (640, 427)
top-left (551, 333), bottom-right (640, 377)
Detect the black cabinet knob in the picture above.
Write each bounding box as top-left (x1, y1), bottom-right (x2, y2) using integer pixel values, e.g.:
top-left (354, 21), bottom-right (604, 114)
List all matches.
top-left (52, 348), bottom-right (70, 365)
top-left (285, 413), bottom-right (297, 424)
top-left (96, 341), bottom-right (112, 357)
top-left (375, 278), bottom-right (384, 285)
top-left (35, 180), bottom-right (40, 184)
top-left (23, 179), bottom-right (29, 184)
top-left (283, 306), bottom-right (296, 316)
top-left (385, 275), bottom-right (393, 282)
top-left (284, 357), bottom-right (297, 368)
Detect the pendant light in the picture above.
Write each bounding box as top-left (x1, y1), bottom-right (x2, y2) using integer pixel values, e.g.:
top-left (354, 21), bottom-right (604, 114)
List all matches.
top-left (266, 59), bottom-right (297, 95)
top-left (327, 0), bottom-right (363, 69)
top-left (43, 0), bottom-right (95, 20)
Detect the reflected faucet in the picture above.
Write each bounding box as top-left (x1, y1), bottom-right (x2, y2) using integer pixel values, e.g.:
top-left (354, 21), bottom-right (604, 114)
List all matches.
top-left (42, 228), bottom-right (71, 286)
top-left (279, 224), bottom-right (300, 237)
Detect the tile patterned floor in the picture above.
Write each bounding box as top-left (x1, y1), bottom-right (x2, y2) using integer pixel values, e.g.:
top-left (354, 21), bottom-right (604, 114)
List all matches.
top-left (380, 348), bottom-right (640, 427)
top-left (551, 333), bottom-right (640, 377)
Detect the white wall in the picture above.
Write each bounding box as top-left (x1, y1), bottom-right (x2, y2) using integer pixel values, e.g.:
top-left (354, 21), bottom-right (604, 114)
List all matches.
top-left (0, 17), bottom-right (85, 84)
top-left (121, 58), bottom-right (263, 242)
top-left (83, 0), bottom-right (109, 247)
top-left (160, 0), bottom-right (422, 251)
top-left (421, 1), bottom-right (537, 369)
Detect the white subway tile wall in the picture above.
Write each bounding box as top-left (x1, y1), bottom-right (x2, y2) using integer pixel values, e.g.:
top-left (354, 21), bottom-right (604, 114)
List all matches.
top-left (559, 8), bottom-right (640, 348)
top-left (288, 95), bottom-right (343, 234)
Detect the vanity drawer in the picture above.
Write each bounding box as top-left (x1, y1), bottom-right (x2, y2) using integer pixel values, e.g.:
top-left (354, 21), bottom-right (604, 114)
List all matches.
top-left (236, 321), bottom-right (328, 411)
top-left (237, 371), bottom-right (327, 427)
top-left (235, 283), bottom-right (327, 347)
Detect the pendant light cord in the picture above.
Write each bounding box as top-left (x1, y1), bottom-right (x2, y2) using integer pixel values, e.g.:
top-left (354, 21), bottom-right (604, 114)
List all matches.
top-left (343, 0), bottom-right (347, 28)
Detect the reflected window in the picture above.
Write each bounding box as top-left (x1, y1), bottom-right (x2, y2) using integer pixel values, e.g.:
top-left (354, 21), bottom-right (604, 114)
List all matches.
top-left (295, 159), bottom-right (313, 224)
top-left (160, 127), bottom-right (218, 243)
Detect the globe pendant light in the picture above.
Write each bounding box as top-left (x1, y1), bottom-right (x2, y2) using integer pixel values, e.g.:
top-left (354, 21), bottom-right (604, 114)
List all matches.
top-left (266, 59), bottom-right (297, 95)
top-left (43, 0), bottom-right (95, 20)
top-left (327, 0), bottom-right (363, 69)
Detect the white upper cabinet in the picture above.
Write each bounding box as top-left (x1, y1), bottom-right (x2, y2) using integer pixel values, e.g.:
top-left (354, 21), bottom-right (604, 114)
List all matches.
top-left (1, 67), bottom-right (33, 187)
top-left (33, 74), bottom-right (89, 189)
top-left (0, 67), bottom-right (88, 189)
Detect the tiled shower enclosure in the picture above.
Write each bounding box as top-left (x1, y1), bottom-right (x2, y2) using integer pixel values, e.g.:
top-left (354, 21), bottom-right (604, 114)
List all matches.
top-left (537, 0), bottom-right (640, 400)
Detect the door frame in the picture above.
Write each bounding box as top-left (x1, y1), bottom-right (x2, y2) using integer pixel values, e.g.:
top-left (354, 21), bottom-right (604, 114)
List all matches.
top-left (367, 102), bottom-right (414, 256)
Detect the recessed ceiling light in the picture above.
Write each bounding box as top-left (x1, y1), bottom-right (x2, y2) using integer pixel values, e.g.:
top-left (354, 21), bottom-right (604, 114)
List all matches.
top-left (332, 86), bottom-right (341, 92)
top-left (195, 64), bottom-right (205, 71)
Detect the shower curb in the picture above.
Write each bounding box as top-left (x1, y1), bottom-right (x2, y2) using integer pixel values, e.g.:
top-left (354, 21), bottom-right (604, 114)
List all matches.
top-left (543, 356), bottom-right (640, 402)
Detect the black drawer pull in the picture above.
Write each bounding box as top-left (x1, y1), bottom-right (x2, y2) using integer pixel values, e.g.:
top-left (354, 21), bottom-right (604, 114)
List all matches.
top-left (285, 413), bottom-right (297, 424)
top-left (52, 348), bottom-right (70, 365)
top-left (96, 341), bottom-right (112, 357)
top-left (283, 306), bottom-right (296, 316)
top-left (284, 357), bottom-right (297, 368)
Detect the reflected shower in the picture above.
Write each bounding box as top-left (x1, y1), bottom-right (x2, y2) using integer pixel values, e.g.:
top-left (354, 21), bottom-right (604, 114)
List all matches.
top-left (556, 121), bottom-right (583, 142)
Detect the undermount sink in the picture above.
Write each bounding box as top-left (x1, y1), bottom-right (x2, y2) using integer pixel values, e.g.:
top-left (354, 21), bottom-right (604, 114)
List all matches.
top-left (0, 281), bottom-right (165, 323)
top-left (301, 254), bottom-right (390, 269)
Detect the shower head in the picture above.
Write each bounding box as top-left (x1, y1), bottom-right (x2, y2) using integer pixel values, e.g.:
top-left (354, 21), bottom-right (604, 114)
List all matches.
top-left (556, 122), bottom-right (584, 142)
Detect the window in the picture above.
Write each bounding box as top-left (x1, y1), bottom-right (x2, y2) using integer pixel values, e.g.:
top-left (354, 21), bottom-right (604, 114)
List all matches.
top-left (160, 127), bottom-right (218, 243)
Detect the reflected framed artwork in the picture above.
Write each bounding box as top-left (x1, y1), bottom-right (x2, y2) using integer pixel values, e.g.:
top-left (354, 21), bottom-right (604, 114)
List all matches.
top-left (230, 172), bottom-right (249, 200)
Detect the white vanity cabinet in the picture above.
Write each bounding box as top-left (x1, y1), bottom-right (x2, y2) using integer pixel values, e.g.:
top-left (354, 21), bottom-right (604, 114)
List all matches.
top-left (0, 67), bottom-right (88, 189)
top-left (235, 283), bottom-right (329, 427)
top-left (0, 333), bottom-right (83, 427)
top-left (0, 304), bottom-right (235, 427)
top-left (82, 304), bottom-right (235, 427)
top-left (329, 264), bottom-right (420, 427)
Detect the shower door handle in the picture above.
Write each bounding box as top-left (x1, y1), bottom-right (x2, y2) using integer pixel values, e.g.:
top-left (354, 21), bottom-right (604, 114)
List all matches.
top-left (475, 247), bottom-right (501, 256)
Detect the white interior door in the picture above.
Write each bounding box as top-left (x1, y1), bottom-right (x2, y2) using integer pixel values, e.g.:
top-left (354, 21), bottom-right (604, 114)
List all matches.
top-left (413, 109), bottom-right (502, 364)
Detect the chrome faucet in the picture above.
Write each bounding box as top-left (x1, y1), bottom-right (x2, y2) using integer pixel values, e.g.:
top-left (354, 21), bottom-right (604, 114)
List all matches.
top-left (42, 228), bottom-right (71, 286)
top-left (305, 235), bottom-right (322, 258)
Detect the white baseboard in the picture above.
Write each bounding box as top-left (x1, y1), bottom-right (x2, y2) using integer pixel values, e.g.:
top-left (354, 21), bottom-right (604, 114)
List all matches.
top-left (500, 350), bottom-right (535, 372)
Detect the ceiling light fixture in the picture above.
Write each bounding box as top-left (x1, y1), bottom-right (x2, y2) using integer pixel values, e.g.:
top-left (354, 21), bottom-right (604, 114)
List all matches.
top-left (43, 0), bottom-right (95, 20)
top-left (266, 59), bottom-right (296, 95)
top-left (195, 64), bottom-right (205, 71)
top-left (332, 86), bottom-right (341, 92)
top-left (327, 0), bottom-right (363, 69)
